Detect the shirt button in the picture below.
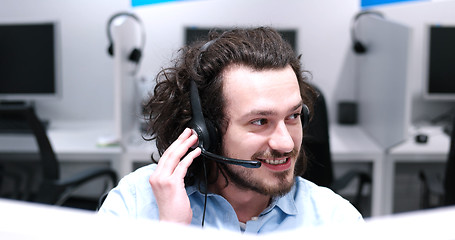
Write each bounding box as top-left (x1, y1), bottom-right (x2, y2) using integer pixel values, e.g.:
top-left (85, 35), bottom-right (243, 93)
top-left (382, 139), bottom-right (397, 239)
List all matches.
top-left (251, 217), bottom-right (258, 221)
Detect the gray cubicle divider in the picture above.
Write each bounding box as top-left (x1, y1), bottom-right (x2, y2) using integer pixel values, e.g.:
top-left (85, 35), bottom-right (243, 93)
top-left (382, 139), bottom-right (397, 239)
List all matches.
top-left (356, 16), bottom-right (411, 150)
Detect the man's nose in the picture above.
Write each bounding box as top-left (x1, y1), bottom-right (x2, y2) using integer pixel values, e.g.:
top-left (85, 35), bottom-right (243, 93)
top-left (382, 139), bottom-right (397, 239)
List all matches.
top-left (268, 122), bottom-right (294, 153)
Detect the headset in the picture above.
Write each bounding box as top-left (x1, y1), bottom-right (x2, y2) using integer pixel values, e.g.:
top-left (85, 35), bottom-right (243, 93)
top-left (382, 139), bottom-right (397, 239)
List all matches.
top-left (188, 80), bottom-right (261, 168)
top-left (351, 10), bottom-right (384, 54)
top-left (106, 12), bottom-right (145, 63)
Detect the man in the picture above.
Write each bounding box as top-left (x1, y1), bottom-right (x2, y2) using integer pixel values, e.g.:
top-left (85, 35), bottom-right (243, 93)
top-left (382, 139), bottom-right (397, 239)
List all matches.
top-left (98, 27), bottom-right (363, 233)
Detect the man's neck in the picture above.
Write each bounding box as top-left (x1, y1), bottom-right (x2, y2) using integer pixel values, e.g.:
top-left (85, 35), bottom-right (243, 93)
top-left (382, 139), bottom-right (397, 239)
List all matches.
top-left (208, 179), bottom-right (271, 223)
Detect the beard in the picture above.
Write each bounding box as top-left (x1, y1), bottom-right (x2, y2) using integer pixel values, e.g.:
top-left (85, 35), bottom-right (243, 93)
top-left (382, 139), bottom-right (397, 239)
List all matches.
top-left (219, 148), bottom-right (299, 197)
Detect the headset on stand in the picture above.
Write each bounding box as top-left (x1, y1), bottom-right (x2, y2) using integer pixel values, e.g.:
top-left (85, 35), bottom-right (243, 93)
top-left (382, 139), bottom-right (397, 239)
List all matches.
top-left (106, 12), bottom-right (145, 70)
top-left (351, 10), bottom-right (384, 54)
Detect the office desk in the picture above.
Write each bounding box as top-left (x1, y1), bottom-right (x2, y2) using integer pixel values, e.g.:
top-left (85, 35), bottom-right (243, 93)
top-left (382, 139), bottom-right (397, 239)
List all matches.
top-left (384, 126), bottom-right (450, 215)
top-left (329, 125), bottom-right (384, 217)
top-left (0, 120), bottom-right (122, 169)
top-left (2, 198), bottom-right (455, 239)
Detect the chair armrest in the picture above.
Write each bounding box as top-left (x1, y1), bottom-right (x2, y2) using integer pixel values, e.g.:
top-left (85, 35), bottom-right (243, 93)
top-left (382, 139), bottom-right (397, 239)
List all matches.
top-left (330, 170), bottom-right (371, 213)
top-left (330, 170), bottom-right (371, 193)
top-left (419, 170), bottom-right (444, 196)
top-left (51, 168), bottom-right (118, 206)
top-left (56, 168), bottom-right (118, 189)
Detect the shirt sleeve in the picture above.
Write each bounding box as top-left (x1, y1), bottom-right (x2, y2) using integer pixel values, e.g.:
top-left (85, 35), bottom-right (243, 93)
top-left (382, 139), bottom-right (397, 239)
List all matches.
top-left (97, 172), bottom-right (139, 217)
top-left (97, 164), bottom-right (159, 220)
top-left (296, 177), bottom-right (364, 227)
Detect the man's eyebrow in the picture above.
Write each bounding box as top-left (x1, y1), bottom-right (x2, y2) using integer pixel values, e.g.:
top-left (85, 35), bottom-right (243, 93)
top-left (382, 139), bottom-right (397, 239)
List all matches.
top-left (291, 100), bottom-right (304, 112)
top-left (246, 101), bottom-right (303, 117)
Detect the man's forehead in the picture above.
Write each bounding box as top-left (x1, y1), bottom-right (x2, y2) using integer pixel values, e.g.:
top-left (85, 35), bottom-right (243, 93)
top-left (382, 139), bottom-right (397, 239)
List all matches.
top-left (221, 64), bottom-right (298, 93)
top-left (221, 64), bottom-right (301, 112)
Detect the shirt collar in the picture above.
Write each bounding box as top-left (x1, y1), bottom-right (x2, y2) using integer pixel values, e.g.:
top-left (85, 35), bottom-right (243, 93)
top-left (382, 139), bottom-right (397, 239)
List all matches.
top-left (186, 179), bottom-right (299, 216)
top-left (261, 180), bottom-right (298, 216)
top-left (186, 183), bottom-right (202, 196)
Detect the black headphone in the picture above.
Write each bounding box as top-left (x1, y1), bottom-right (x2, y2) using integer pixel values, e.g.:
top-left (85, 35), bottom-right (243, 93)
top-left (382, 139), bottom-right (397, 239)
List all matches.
top-left (351, 11), bottom-right (384, 54)
top-left (188, 80), bottom-right (261, 168)
top-left (106, 12), bottom-right (145, 63)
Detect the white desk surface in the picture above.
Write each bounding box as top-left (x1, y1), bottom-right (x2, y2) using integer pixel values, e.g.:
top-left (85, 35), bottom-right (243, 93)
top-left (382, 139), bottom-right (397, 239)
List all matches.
top-left (2, 198), bottom-right (455, 240)
top-left (0, 198), bottom-right (244, 240)
top-left (388, 125), bottom-right (449, 160)
top-left (0, 120), bottom-right (122, 161)
top-left (329, 124), bottom-right (383, 161)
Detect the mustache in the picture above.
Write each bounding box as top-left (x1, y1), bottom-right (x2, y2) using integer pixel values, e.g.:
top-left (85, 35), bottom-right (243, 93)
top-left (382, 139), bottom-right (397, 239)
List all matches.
top-left (251, 148), bottom-right (299, 160)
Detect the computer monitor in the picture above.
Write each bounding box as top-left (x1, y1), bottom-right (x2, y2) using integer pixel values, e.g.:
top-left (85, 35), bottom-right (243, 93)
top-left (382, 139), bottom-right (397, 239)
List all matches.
top-left (424, 25), bottom-right (455, 101)
top-left (0, 22), bottom-right (60, 102)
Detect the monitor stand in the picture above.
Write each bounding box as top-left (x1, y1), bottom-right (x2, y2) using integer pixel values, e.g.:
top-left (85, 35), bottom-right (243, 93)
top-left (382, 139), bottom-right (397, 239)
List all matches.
top-left (0, 101), bottom-right (49, 133)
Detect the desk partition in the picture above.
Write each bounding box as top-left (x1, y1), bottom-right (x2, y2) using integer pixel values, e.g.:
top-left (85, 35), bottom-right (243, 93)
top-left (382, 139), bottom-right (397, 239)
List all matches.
top-left (356, 16), bottom-right (411, 150)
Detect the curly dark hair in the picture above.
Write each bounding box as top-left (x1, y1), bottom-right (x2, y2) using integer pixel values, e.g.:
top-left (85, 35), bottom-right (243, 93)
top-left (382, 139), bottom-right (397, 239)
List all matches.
top-left (143, 27), bottom-right (317, 186)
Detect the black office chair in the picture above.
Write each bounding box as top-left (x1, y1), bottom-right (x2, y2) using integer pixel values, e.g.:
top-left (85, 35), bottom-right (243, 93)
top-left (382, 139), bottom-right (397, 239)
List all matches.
top-left (419, 112), bottom-right (455, 208)
top-left (0, 104), bottom-right (118, 209)
top-left (302, 85), bottom-right (371, 214)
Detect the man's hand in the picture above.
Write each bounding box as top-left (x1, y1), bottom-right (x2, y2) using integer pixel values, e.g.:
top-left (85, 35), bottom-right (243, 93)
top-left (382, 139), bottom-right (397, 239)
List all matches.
top-left (149, 128), bottom-right (201, 224)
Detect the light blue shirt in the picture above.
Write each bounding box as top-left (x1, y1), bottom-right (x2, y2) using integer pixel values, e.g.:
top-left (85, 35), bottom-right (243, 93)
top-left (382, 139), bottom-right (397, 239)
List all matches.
top-left (98, 164), bottom-right (363, 234)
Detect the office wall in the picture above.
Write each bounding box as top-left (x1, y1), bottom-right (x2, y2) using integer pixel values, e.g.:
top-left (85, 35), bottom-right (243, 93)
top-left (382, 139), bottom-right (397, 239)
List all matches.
top-left (4, 0), bottom-right (451, 126)
top-left (0, 0), bottom-right (130, 121)
top-left (0, 0), bottom-right (361, 124)
top-left (373, 0), bottom-right (455, 123)
top-left (133, 0), bottom-right (360, 124)
top-left (133, 0), bottom-right (454, 127)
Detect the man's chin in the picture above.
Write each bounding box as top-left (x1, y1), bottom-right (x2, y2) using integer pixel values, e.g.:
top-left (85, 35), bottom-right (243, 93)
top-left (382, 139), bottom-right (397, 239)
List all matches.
top-left (220, 162), bottom-right (296, 196)
top-left (266, 172), bottom-right (295, 197)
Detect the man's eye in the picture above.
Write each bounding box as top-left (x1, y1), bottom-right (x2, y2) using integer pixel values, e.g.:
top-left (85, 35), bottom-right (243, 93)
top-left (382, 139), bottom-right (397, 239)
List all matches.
top-left (288, 113), bottom-right (301, 120)
top-left (251, 119), bottom-right (268, 126)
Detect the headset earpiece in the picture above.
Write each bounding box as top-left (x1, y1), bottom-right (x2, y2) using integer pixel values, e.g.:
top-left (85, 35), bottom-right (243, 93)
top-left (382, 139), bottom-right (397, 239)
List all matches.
top-left (351, 11), bottom-right (384, 54)
top-left (188, 80), bottom-right (218, 151)
top-left (302, 104), bottom-right (310, 129)
top-left (128, 48), bottom-right (142, 63)
top-left (108, 44), bottom-right (114, 56)
top-left (188, 80), bottom-right (261, 168)
top-left (353, 40), bottom-right (367, 54)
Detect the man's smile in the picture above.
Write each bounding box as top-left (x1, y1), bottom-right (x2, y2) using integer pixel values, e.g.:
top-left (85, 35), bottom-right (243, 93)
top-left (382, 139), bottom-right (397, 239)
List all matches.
top-left (259, 157), bottom-right (289, 165)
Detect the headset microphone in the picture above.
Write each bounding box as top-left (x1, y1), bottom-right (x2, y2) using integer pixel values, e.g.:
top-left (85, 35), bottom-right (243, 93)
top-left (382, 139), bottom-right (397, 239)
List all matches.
top-left (200, 148), bottom-right (261, 168)
top-left (188, 80), bottom-right (262, 168)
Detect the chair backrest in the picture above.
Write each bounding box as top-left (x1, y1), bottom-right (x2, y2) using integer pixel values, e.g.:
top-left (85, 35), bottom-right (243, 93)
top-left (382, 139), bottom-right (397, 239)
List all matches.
top-left (302, 85), bottom-right (334, 187)
top-left (444, 112), bottom-right (455, 205)
top-left (0, 104), bottom-right (59, 181)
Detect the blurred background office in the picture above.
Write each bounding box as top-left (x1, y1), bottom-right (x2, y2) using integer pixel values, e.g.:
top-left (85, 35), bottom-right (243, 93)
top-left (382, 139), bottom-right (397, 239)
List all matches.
top-left (0, 0), bottom-right (453, 216)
